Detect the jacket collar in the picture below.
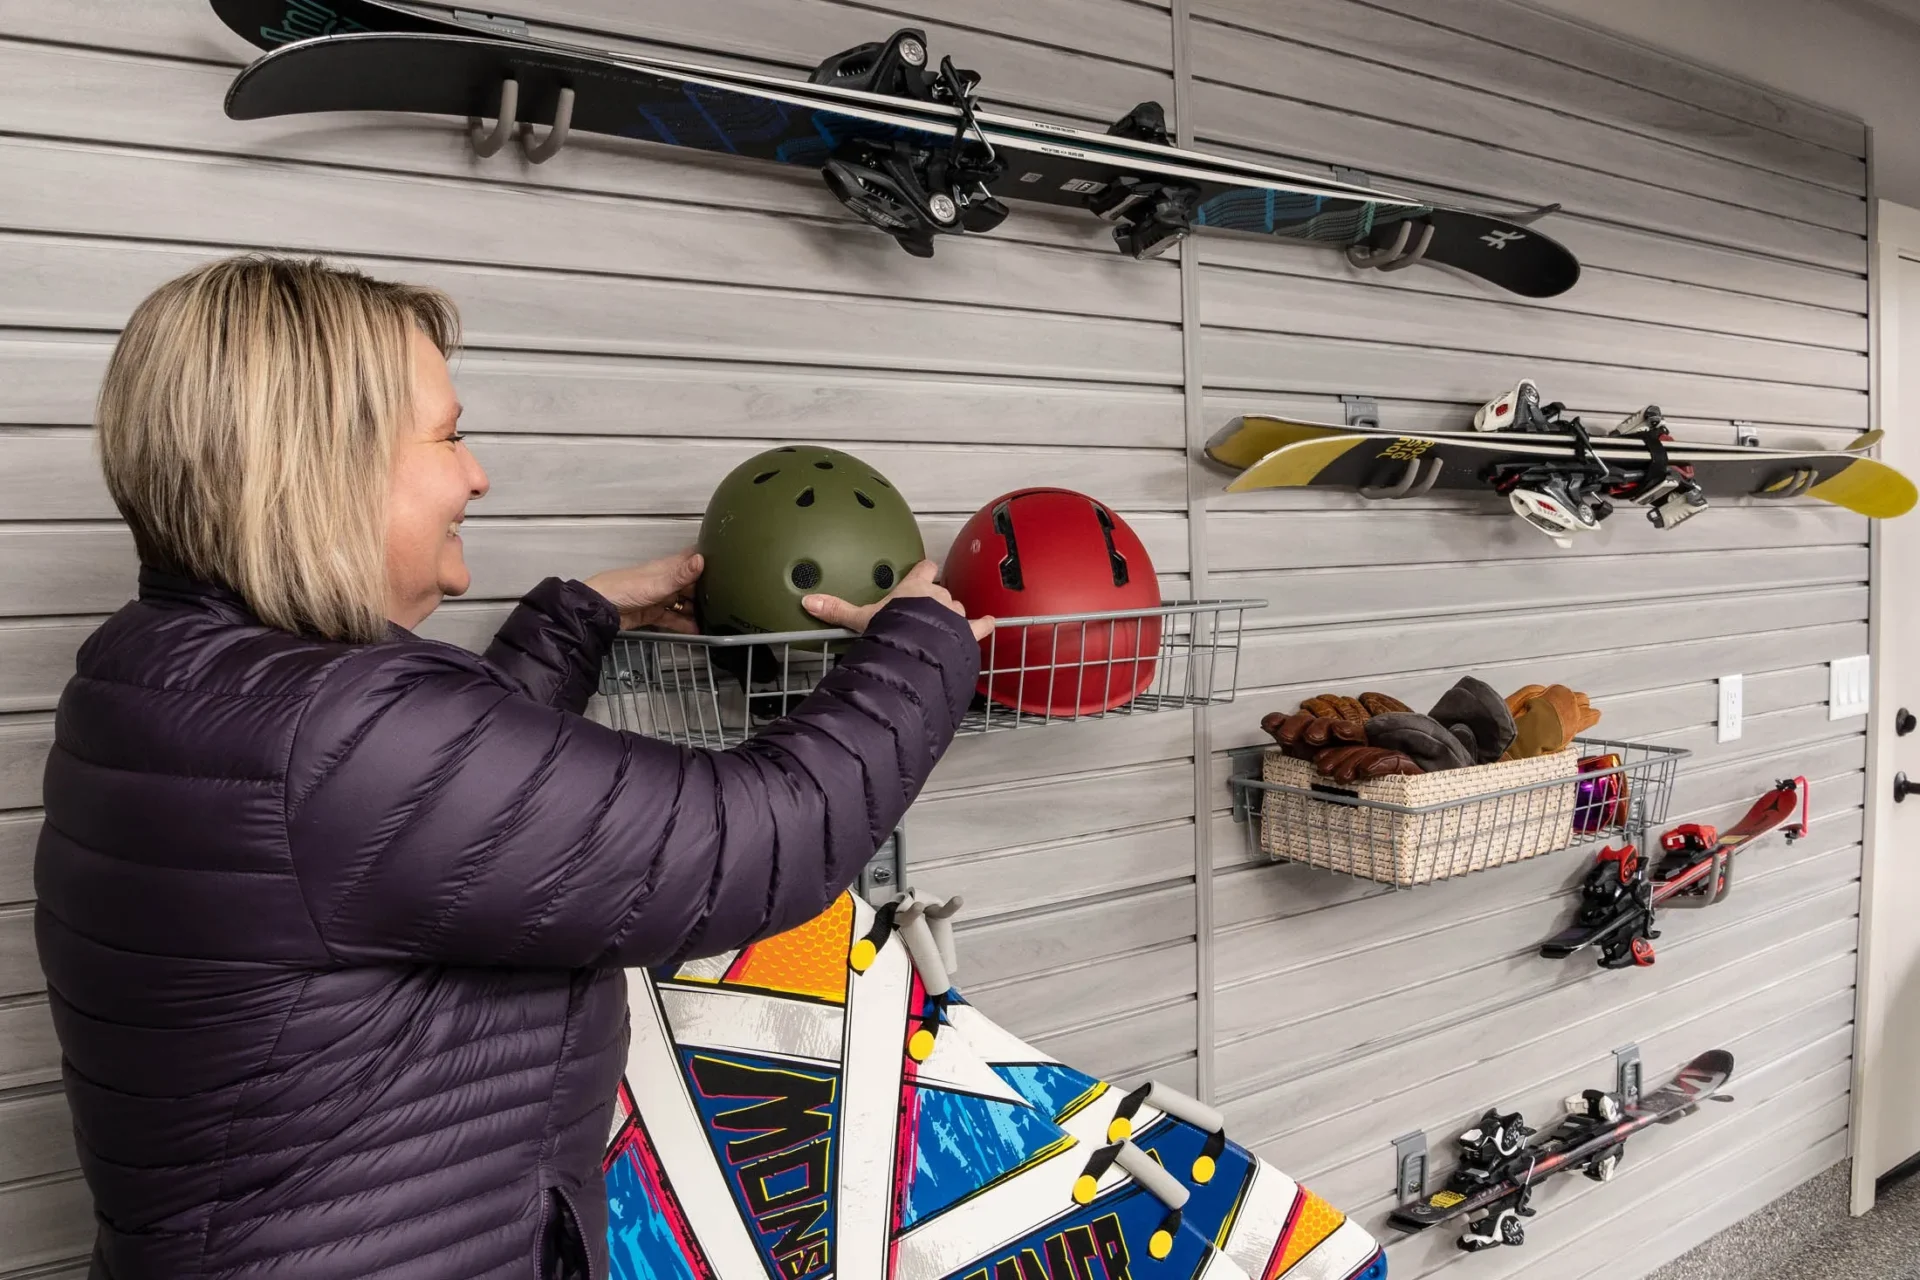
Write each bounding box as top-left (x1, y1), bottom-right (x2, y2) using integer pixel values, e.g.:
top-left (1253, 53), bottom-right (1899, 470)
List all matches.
top-left (135, 564), bottom-right (416, 642)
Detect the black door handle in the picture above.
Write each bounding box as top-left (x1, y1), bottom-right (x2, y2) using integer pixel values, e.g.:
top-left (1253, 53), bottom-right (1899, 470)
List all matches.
top-left (1899, 772), bottom-right (1915, 803)
top-left (1899, 708), bottom-right (1916, 737)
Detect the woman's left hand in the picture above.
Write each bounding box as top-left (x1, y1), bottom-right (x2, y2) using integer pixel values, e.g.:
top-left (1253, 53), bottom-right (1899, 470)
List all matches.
top-left (584, 549), bottom-right (704, 633)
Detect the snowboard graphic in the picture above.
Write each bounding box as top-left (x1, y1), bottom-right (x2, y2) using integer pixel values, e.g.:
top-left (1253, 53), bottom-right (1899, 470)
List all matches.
top-left (605, 890), bottom-right (1386, 1280)
top-left (209, 1), bottom-right (1580, 294)
top-left (1204, 413), bottom-right (1916, 521)
top-left (1388, 1050), bottom-right (1732, 1251)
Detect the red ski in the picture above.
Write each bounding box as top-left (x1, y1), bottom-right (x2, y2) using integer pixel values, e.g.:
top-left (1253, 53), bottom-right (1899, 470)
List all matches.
top-left (1539, 778), bottom-right (1809, 968)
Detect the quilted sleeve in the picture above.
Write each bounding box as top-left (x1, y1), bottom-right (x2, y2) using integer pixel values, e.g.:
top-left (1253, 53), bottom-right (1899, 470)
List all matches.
top-left (283, 595), bottom-right (978, 969)
top-left (479, 576), bottom-right (621, 714)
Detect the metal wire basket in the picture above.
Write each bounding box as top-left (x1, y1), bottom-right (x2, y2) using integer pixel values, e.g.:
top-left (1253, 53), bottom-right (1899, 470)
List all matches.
top-left (599, 600), bottom-right (1261, 748)
top-left (1227, 737), bottom-right (1688, 888)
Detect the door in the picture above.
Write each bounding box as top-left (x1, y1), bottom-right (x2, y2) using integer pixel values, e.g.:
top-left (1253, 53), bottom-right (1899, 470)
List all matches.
top-left (1853, 200), bottom-right (1920, 1213)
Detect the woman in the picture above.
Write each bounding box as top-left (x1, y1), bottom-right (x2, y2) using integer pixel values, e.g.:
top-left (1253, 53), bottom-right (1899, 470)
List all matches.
top-left (34, 254), bottom-right (989, 1280)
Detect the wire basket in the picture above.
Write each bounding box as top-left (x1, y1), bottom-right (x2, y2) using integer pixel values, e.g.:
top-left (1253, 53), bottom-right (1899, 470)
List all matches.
top-left (599, 600), bottom-right (1262, 748)
top-left (1227, 737), bottom-right (1687, 888)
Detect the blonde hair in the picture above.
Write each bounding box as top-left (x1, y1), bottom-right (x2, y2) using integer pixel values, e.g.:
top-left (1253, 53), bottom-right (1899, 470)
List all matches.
top-left (96, 254), bottom-right (460, 643)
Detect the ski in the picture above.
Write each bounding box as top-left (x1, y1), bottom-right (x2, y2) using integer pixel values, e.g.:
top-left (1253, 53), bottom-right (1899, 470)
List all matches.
top-left (1388, 1049), bottom-right (1734, 1251)
top-left (1204, 387), bottom-right (1915, 543)
top-left (209, 1), bottom-right (1582, 294)
top-left (1540, 779), bottom-right (1810, 968)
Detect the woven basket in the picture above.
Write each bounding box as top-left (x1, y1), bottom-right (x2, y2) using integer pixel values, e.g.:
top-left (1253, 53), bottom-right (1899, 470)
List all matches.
top-left (1258, 747), bottom-right (1580, 886)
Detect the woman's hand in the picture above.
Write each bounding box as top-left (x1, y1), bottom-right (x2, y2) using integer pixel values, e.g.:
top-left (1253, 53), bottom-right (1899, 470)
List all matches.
top-left (584, 549), bottom-right (704, 633)
top-left (803, 560), bottom-right (994, 641)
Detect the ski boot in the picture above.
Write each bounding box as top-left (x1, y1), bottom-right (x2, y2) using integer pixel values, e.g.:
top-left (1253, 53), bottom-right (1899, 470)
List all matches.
top-left (1088, 179), bottom-right (1202, 259)
top-left (1460, 1186), bottom-right (1534, 1252)
top-left (809, 28), bottom-right (979, 106)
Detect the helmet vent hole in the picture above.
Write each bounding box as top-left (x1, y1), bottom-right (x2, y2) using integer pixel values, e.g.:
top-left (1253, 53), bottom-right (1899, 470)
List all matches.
top-left (814, 460), bottom-right (834, 470)
top-left (1094, 503), bottom-right (1129, 587)
top-left (873, 563), bottom-right (895, 590)
top-left (752, 470), bottom-right (779, 484)
top-left (795, 488), bottom-right (816, 507)
top-left (791, 561), bottom-right (822, 590)
top-left (777, 446), bottom-right (798, 453)
top-left (991, 501), bottom-right (1024, 591)
top-left (872, 474), bottom-right (894, 488)
top-left (854, 490), bottom-right (875, 508)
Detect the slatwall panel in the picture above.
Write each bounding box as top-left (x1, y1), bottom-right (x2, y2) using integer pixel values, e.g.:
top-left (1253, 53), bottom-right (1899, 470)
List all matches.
top-left (0, 0), bottom-right (1868, 1276)
top-left (1187, 0), bottom-right (1868, 1276)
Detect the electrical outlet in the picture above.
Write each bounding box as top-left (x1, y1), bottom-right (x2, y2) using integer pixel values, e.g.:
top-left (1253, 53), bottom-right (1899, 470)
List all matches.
top-left (1830, 655), bottom-right (1871, 720)
top-left (1718, 675), bottom-right (1743, 744)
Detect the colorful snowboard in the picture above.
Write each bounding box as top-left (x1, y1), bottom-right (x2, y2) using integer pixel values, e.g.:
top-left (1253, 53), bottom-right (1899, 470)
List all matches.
top-left (604, 890), bottom-right (1385, 1279)
top-left (210, 1), bottom-right (1579, 294)
top-left (1203, 413), bottom-right (1915, 520)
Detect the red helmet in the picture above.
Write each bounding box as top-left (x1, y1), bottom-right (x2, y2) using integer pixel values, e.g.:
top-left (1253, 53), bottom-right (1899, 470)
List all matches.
top-left (941, 488), bottom-right (1163, 716)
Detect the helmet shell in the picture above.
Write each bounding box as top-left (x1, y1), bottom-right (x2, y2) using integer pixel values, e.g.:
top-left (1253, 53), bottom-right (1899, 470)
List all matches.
top-left (696, 445), bottom-right (925, 636)
top-left (941, 487), bottom-right (1162, 715)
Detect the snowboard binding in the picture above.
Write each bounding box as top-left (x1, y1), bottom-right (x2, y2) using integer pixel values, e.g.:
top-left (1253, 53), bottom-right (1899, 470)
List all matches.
top-left (810, 28), bottom-right (980, 107)
top-left (1089, 179), bottom-right (1202, 259)
top-left (822, 140), bottom-right (1006, 257)
top-left (814, 29), bottom-right (1010, 257)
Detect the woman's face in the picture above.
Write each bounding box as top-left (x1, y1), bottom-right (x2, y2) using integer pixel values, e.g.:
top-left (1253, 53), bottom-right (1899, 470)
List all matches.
top-left (385, 327), bottom-right (488, 629)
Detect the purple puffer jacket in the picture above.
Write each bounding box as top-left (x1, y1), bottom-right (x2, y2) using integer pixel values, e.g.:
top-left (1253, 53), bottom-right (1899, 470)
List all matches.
top-left (34, 568), bottom-right (978, 1280)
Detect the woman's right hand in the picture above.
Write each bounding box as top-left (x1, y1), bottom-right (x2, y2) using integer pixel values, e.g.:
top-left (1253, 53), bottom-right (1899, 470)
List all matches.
top-left (802, 560), bottom-right (994, 641)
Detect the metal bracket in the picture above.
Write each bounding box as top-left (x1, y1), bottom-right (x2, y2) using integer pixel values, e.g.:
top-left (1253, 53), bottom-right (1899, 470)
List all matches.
top-left (1734, 421), bottom-right (1760, 448)
top-left (861, 824), bottom-right (907, 904)
top-left (1346, 218), bottom-right (1435, 273)
top-left (467, 77), bottom-right (576, 163)
top-left (520, 86), bottom-right (575, 164)
top-left (1757, 468), bottom-right (1818, 500)
top-left (1341, 395), bottom-right (1381, 430)
top-left (1331, 165), bottom-right (1372, 190)
top-left (1614, 1044), bottom-right (1642, 1108)
top-left (1392, 1131), bottom-right (1429, 1205)
top-left (454, 9), bottom-right (532, 36)
top-left (1228, 748), bottom-right (1263, 824)
top-left (1359, 456), bottom-right (1444, 500)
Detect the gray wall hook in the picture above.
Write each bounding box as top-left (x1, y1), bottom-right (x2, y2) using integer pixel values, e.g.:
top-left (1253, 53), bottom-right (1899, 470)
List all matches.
top-left (469, 78), bottom-right (520, 158)
top-left (519, 86), bottom-right (575, 164)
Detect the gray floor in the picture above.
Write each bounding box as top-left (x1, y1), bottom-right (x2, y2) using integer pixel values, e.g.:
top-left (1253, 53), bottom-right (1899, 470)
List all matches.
top-left (1649, 1162), bottom-right (1920, 1280)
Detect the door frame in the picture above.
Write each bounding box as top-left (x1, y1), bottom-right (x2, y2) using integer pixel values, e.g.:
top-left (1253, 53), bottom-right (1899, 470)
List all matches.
top-left (1850, 196), bottom-right (1920, 1215)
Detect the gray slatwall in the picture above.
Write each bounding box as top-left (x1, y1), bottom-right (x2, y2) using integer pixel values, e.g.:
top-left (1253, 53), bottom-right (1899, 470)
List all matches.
top-left (0, 0), bottom-right (1867, 1276)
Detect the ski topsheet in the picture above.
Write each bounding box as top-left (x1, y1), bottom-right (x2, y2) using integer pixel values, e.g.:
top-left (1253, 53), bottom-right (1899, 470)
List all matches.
top-left (604, 890), bottom-right (1386, 1280)
top-left (209, 0), bottom-right (1402, 197)
top-left (209, 1), bottom-right (1581, 294)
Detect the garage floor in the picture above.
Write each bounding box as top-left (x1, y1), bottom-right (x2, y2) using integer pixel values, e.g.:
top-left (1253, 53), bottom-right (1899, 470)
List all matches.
top-left (1649, 1162), bottom-right (1920, 1280)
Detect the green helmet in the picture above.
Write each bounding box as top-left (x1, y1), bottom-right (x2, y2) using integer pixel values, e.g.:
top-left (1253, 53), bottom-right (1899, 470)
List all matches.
top-left (696, 445), bottom-right (925, 636)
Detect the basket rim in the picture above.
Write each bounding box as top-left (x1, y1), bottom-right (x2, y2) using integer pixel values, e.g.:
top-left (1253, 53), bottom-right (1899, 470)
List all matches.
top-left (1241, 737), bottom-right (1687, 815)
top-left (612, 598), bottom-right (1268, 644)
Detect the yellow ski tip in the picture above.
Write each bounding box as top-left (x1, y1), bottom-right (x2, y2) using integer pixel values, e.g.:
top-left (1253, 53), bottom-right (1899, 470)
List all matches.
top-left (1224, 435), bottom-right (1368, 492)
top-left (1809, 458), bottom-right (1918, 519)
top-left (1845, 429), bottom-right (1885, 452)
top-left (1205, 414), bottom-right (1352, 471)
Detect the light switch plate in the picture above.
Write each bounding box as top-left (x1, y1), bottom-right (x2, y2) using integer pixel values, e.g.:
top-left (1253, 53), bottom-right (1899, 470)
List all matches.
top-left (1718, 675), bottom-right (1743, 744)
top-left (1830, 655), bottom-right (1871, 721)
